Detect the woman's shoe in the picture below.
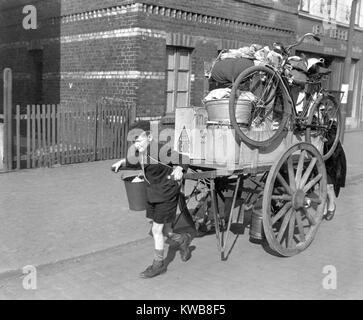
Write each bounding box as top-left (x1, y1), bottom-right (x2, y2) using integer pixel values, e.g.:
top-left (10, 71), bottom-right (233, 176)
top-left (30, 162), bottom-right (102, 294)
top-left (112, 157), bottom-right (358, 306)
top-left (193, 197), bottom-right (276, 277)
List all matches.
top-left (324, 204), bottom-right (336, 221)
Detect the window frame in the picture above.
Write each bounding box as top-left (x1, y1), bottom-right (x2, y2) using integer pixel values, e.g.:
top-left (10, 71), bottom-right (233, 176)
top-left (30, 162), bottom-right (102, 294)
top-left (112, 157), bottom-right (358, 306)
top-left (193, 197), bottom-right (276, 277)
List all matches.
top-left (166, 46), bottom-right (192, 113)
top-left (355, 0), bottom-right (361, 25)
top-left (299, 0), bottom-right (311, 12)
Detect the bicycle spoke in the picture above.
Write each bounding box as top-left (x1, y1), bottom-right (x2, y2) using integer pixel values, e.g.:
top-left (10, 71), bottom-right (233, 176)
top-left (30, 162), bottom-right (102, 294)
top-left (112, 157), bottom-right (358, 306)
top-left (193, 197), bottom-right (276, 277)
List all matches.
top-left (255, 74), bottom-right (276, 105)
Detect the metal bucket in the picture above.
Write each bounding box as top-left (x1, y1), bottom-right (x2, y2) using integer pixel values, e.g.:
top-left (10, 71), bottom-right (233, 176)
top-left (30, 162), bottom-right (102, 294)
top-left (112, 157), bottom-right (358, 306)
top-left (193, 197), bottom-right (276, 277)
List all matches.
top-left (249, 199), bottom-right (263, 240)
top-left (205, 93), bottom-right (253, 125)
top-left (205, 123), bottom-right (240, 164)
top-left (122, 175), bottom-right (147, 211)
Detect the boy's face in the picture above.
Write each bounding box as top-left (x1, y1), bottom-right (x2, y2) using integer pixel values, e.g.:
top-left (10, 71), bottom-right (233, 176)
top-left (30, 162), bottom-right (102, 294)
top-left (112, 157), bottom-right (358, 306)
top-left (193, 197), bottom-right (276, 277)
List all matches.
top-left (134, 132), bottom-right (152, 153)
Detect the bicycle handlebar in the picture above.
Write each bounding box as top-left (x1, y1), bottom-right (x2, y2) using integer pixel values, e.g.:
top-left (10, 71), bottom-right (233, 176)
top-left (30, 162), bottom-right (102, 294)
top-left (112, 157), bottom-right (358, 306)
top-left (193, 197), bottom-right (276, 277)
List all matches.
top-left (285, 33), bottom-right (320, 53)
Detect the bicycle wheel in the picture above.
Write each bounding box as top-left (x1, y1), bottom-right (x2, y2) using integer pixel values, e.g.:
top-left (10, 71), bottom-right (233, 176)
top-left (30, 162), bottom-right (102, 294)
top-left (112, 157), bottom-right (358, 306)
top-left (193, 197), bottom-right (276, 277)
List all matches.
top-left (305, 94), bottom-right (342, 161)
top-left (229, 65), bottom-right (291, 148)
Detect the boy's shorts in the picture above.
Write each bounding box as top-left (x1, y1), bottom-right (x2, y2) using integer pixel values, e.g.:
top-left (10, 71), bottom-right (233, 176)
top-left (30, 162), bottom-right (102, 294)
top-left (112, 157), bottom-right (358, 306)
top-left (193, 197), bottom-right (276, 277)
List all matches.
top-left (146, 194), bottom-right (179, 224)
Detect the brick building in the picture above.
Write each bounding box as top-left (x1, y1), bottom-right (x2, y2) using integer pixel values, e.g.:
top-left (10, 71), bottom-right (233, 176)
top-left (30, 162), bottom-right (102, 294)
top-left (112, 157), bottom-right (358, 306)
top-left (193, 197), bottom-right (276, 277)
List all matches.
top-left (297, 0), bottom-right (363, 130)
top-left (1, 0), bottom-right (299, 121)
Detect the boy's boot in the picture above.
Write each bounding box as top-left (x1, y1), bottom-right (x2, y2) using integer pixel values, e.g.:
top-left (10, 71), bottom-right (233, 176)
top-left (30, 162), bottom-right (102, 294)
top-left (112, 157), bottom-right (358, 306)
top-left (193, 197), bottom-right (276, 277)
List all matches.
top-left (140, 260), bottom-right (167, 278)
top-left (168, 233), bottom-right (192, 262)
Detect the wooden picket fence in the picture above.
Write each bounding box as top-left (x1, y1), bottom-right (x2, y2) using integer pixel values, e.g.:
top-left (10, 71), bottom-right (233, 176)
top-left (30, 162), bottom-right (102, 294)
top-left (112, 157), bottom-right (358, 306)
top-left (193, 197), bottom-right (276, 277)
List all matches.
top-left (9, 103), bottom-right (132, 170)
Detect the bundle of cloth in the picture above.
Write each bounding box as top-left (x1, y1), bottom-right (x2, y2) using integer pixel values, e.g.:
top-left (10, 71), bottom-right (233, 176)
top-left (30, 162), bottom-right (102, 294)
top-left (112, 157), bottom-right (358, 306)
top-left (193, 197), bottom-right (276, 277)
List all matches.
top-left (208, 44), bottom-right (283, 89)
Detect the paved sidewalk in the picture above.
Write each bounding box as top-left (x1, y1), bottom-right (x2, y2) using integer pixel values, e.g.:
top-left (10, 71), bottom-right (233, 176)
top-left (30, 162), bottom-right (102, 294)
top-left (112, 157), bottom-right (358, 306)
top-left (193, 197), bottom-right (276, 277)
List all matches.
top-left (0, 130), bottom-right (362, 277)
top-left (0, 177), bottom-right (362, 299)
top-left (343, 130), bottom-right (363, 183)
top-left (0, 160), bottom-right (149, 273)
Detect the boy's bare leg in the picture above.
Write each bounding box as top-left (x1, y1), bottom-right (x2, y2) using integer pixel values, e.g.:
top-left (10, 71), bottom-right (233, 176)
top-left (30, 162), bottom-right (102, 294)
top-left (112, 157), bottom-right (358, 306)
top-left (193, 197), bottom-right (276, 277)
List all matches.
top-left (152, 222), bottom-right (165, 252)
top-left (140, 222), bottom-right (167, 278)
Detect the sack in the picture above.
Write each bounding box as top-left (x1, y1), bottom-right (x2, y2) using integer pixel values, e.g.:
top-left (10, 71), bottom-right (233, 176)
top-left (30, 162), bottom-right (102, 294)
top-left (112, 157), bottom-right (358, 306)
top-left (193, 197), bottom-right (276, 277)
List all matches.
top-left (307, 57), bottom-right (324, 71)
top-left (203, 88), bottom-right (231, 102)
top-left (210, 57), bottom-right (254, 85)
top-left (266, 50), bottom-right (283, 67)
top-left (288, 56), bottom-right (308, 72)
top-left (286, 56), bottom-right (308, 87)
top-left (290, 69), bottom-right (308, 86)
top-left (220, 47), bottom-right (255, 60)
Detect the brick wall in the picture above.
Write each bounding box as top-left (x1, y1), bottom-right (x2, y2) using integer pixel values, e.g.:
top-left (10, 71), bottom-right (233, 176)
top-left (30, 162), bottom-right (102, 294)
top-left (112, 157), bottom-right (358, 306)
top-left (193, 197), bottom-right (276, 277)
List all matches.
top-left (1, 0), bottom-right (299, 118)
top-left (140, 0), bottom-right (298, 31)
top-left (0, 0), bottom-right (61, 110)
top-left (135, 0), bottom-right (298, 116)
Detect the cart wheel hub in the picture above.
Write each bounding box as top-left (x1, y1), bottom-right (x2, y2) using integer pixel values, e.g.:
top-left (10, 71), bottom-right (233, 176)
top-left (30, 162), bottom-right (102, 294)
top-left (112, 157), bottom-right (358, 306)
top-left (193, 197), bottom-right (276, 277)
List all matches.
top-left (292, 189), bottom-right (306, 210)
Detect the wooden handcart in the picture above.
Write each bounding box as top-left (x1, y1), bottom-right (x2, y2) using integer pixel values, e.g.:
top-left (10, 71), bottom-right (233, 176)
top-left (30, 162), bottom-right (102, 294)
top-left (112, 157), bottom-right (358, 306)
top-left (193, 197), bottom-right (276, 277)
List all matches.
top-left (176, 127), bottom-right (327, 261)
top-left (173, 33), bottom-right (345, 260)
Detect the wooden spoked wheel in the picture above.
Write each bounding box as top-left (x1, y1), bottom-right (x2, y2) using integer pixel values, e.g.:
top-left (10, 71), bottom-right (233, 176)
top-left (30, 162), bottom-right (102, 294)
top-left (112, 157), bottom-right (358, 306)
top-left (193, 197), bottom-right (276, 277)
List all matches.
top-left (262, 142), bottom-right (327, 257)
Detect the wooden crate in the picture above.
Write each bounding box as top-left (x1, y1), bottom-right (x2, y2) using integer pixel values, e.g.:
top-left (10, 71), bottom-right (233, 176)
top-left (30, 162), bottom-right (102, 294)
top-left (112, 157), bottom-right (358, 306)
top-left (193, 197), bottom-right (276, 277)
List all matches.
top-left (239, 130), bottom-right (324, 169)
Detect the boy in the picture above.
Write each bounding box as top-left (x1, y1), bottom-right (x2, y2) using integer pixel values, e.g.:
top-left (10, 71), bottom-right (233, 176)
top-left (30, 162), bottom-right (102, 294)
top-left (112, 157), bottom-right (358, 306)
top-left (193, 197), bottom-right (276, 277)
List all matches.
top-left (112, 121), bottom-right (192, 278)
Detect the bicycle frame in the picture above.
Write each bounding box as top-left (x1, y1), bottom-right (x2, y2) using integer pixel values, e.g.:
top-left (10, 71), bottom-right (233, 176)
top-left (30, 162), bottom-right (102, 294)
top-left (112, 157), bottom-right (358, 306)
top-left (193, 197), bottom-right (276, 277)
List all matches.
top-left (262, 63), bottom-right (341, 132)
top-left (261, 64), bottom-right (299, 118)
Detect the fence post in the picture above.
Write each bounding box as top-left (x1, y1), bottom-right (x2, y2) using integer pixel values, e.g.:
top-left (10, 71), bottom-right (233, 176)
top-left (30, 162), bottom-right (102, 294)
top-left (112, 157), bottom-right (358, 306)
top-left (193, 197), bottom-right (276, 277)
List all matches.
top-left (3, 68), bottom-right (13, 171)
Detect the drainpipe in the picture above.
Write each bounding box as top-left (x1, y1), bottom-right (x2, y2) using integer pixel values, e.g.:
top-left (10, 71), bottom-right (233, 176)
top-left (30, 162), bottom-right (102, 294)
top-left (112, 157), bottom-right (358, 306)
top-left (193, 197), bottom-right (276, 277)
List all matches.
top-left (341, 0), bottom-right (358, 143)
top-left (3, 68), bottom-right (13, 171)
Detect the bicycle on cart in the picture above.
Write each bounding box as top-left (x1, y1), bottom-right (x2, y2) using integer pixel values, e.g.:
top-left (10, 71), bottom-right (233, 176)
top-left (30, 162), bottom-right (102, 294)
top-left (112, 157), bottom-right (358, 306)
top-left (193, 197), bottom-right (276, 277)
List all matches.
top-left (228, 33), bottom-right (342, 161)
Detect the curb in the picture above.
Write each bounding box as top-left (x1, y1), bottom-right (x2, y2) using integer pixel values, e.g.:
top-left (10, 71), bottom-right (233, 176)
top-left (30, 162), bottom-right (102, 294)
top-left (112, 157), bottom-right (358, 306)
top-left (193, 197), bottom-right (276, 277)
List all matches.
top-left (0, 237), bottom-right (150, 282)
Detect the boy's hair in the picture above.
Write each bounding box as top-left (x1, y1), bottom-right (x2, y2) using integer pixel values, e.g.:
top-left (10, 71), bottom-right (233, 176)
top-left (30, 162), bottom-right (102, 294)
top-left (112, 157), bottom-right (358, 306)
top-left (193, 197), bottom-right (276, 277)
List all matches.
top-left (129, 120), bottom-right (151, 133)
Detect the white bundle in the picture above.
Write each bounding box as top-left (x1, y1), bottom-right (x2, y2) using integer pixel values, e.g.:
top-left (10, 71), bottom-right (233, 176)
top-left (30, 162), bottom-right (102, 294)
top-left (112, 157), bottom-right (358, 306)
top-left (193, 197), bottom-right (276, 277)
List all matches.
top-left (203, 88), bottom-right (231, 102)
top-left (132, 176), bottom-right (144, 183)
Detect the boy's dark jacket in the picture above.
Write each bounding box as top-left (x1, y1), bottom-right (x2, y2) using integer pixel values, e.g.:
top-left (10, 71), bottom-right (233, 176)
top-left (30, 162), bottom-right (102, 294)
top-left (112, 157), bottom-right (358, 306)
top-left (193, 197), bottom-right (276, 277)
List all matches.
top-left (126, 142), bottom-right (189, 203)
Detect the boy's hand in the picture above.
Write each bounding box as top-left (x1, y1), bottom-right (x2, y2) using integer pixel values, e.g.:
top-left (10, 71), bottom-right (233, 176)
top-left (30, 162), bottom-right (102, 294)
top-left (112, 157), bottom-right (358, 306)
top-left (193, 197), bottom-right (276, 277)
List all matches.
top-left (171, 166), bottom-right (184, 181)
top-left (111, 159), bottom-right (126, 172)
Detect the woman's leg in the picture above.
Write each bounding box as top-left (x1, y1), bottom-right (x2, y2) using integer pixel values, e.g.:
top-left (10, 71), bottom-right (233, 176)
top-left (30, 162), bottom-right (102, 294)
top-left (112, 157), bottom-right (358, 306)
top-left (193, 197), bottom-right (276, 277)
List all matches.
top-left (324, 183), bottom-right (336, 221)
top-left (327, 184), bottom-right (336, 211)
